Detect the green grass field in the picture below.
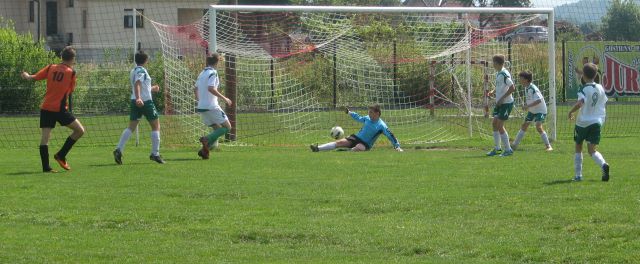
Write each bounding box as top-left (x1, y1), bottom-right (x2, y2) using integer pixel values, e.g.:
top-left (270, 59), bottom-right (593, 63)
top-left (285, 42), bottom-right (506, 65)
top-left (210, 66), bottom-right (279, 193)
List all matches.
top-left (1, 136), bottom-right (638, 263)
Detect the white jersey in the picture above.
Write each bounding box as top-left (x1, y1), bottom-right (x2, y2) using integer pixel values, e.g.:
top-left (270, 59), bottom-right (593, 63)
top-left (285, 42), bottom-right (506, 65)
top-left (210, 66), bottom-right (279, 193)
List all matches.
top-left (495, 68), bottom-right (514, 104)
top-left (577, 82), bottom-right (607, 127)
top-left (524, 83), bottom-right (547, 114)
top-left (196, 67), bottom-right (220, 110)
top-left (130, 66), bottom-right (153, 101)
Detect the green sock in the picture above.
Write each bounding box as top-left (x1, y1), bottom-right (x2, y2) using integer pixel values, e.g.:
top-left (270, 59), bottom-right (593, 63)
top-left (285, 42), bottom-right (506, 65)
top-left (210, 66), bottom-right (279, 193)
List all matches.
top-left (206, 127), bottom-right (229, 147)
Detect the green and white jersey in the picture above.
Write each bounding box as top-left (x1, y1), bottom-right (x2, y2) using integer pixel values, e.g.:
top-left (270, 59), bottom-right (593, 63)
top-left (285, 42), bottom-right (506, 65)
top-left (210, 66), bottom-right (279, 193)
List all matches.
top-left (130, 66), bottom-right (152, 101)
top-left (195, 67), bottom-right (220, 110)
top-left (495, 67), bottom-right (514, 104)
top-left (576, 82), bottom-right (607, 127)
top-left (525, 83), bottom-right (547, 114)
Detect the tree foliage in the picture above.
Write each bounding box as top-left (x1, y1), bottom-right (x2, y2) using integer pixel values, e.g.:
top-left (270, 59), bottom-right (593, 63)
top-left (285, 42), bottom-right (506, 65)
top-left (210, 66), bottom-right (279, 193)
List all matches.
top-left (602, 0), bottom-right (640, 41)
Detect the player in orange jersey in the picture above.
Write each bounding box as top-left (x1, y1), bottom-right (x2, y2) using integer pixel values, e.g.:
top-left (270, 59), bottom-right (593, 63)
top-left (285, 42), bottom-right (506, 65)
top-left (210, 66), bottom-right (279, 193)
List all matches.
top-left (21, 46), bottom-right (85, 172)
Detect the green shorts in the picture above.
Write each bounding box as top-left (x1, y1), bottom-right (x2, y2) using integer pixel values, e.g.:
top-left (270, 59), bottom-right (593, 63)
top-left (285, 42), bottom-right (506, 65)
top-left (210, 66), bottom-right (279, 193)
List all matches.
top-left (130, 100), bottom-right (159, 121)
top-left (492, 103), bottom-right (514, 121)
top-left (574, 123), bottom-right (601, 145)
top-left (525, 112), bottom-right (546, 123)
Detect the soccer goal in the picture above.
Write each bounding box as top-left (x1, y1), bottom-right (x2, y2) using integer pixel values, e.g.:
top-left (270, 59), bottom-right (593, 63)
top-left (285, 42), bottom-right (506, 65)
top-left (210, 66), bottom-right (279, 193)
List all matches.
top-left (149, 5), bottom-right (556, 147)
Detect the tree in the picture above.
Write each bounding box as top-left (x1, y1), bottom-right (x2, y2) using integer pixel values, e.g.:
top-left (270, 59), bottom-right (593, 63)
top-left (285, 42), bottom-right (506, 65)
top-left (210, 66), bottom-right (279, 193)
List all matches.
top-left (602, 0), bottom-right (640, 41)
top-left (454, 0), bottom-right (531, 28)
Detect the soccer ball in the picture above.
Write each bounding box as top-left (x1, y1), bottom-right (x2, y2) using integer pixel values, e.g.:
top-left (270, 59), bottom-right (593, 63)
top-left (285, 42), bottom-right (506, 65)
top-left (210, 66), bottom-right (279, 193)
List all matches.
top-left (330, 126), bottom-right (344, 139)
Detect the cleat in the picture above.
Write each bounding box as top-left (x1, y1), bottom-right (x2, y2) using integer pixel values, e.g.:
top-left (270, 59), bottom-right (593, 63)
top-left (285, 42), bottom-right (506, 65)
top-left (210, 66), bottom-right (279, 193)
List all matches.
top-left (602, 163), bottom-right (610, 182)
top-left (309, 144), bottom-right (319, 152)
top-left (197, 149), bottom-right (209, 160)
top-left (150, 154), bottom-right (165, 164)
top-left (573, 175), bottom-right (583, 182)
top-left (486, 148), bottom-right (502, 156)
top-left (199, 137), bottom-right (210, 159)
top-left (545, 146), bottom-right (553, 152)
top-left (53, 154), bottom-right (71, 170)
top-left (113, 148), bottom-right (123, 165)
top-left (500, 149), bottom-right (514, 157)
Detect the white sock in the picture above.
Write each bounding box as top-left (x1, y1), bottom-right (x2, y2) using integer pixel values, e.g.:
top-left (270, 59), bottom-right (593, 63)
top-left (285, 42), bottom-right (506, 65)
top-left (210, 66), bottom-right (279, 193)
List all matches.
top-left (513, 129), bottom-right (525, 148)
top-left (117, 128), bottom-right (132, 151)
top-left (501, 132), bottom-right (512, 151)
top-left (541, 132), bottom-right (550, 147)
top-left (493, 131), bottom-right (501, 150)
top-left (318, 142), bottom-right (337, 151)
top-left (575, 153), bottom-right (583, 177)
top-left (591, 151), bottom-right (606, 168)
top-left (151, 131), bottom-right (160, 156)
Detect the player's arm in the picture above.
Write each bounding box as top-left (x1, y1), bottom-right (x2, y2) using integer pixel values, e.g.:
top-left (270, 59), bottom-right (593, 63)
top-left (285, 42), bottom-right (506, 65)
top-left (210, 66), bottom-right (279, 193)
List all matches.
top-left (151, 84), bottom-right (160, 93)
top-left (568, 98), bottom-right (584, 120)
top-left (21, 65), bottom-right (50, 81)
top-left (524, 99), bottom-right (542, 111)
top-left (134, 80), bottom-right (144, 107)
top-left (208, 86), bottom-right (232, 106)
top-left (382, 127), bottom-right (403, 152)
top-left (348, 110), bottom-right (366, 123)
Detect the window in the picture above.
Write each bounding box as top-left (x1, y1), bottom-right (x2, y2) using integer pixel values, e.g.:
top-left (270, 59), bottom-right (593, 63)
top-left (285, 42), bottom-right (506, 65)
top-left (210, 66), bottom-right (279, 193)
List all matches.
top-left (67, 32), bottom-right (73, 45)
top-left (82, 10), bottom-right (87, 28)
top-left (124, 9), bottom-right (143, 28)
top-left (29, 1), bottom-right (35, 22)
top-left (68, 0), bottom-right (74, 8)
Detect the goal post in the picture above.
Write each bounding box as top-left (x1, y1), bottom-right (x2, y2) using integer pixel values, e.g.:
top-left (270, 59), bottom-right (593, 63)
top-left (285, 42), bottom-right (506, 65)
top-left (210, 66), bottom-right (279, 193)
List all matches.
top-left (139, 5), bottom-right (561, 146)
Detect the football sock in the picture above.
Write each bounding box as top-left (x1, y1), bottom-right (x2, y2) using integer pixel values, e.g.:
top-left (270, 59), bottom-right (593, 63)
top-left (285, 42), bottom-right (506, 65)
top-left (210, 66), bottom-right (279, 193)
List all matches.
top-left (39, 145), bottom-right (51, 171)
top-left (206, 127), bottom-right (229, 148)
top-left (591, 151), bottom-right (606, 168)
top-left (501, 132), bottom-right (512, 151)
top-left (151, 131), bottom-right (161, 156)
top-left (56, 136), bottom-right (77, 159)
top-left (513, 129), bottom-right (525, 148)
top-left (541, 132), bottom-right (551, 147)
top-left (318, 142), bottom-right (337, 151)
top-left (575, 153), bottom-right (583, 177)
top-left (117, 128), bottom-right (132, 151)
top-left (493, 131), bottom-right (501, 150)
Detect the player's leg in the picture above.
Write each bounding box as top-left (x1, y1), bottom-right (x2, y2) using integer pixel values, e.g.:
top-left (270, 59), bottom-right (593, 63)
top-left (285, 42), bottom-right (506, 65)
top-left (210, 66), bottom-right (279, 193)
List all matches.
top-left (148, 118), bottom-right (164, 164)
top-left (351, 143), bottom-right (367, 152)
top-left (497, 104), bottom-right (513, 155)
top-left (488, 108), bottom-right (502, 155)
top-left (586, 124), bottom-right (609, 181)
top-left (203, 110), bottom-right (230, 149)
top-left (40, 127), bottom-right (55, 172)
top-left (311, 138), bottom-right (348, 152)
top-left (512, 120), bottom-right (530, 150)
top-left (113, 120), bottom-right (139, 165)
top-left (535, 120), bottom-right (552, 151)
top-left (54, 116), bottom-right (85, 170)
top-left (573, 125), bottom-right (585, 181)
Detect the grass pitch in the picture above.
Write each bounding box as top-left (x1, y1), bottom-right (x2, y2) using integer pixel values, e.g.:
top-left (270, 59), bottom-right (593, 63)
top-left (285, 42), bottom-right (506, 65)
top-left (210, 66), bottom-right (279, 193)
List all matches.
top-left (0, 137), bottom-right (639, 263)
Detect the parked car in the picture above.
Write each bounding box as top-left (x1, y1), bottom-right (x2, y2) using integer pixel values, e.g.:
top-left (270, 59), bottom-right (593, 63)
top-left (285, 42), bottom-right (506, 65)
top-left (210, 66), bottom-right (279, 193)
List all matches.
top-left (504, 26), bottom-right (548, 43)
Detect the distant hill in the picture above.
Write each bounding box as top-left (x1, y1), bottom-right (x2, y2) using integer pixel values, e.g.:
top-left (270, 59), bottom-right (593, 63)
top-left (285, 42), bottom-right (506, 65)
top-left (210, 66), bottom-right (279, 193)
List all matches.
top-left (554, 0), bottom-right (640, 25)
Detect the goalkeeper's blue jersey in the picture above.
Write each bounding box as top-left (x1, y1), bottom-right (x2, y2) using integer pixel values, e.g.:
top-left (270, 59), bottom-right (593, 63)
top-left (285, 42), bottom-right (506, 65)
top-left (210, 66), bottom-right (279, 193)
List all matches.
top-left (350, 112), bottom-right (400, 149)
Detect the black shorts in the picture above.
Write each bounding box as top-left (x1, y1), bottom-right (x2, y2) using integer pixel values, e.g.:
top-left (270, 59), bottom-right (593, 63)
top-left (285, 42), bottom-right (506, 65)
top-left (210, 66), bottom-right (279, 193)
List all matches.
top-left (40, 110), bottom-right (76, 128)
top-left (346, 134), bottom-right (370, 150)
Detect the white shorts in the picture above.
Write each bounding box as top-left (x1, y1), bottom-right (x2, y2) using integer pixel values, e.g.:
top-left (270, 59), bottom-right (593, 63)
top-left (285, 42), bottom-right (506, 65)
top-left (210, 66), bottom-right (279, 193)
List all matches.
top-left (199, 108), bottom-right (228, 126)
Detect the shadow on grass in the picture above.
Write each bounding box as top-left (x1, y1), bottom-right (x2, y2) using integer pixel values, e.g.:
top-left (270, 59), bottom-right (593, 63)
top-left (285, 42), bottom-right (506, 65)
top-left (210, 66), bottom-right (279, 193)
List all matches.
top-left (544, 179), bottom-right (601, 185)
top-left (3, 171), bottom-right (68, 176)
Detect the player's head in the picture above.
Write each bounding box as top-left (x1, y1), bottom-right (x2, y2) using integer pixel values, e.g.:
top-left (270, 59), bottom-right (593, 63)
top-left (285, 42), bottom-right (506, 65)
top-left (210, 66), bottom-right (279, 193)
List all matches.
top-left (368, 104), bottom-right (381, 120)
top-left (582, 63), bottom-right (598, 82)
top-left (135, 51), bottom-right (149, 66)
top-left (60, 46), bottom-right (76, 64)
top-left (492, 54), bottom-right (505, 70)
top-left (206, 53), bottom-right (221, 67)
top-left (518, 71), bottom-right (532, 85)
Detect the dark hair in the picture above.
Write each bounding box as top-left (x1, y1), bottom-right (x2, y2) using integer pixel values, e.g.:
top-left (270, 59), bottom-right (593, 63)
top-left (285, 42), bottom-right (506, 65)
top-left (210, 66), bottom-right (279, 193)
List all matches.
top-left (135, 51), bottom-right (149, 65)
top-left (60, 46), bottom-right (76, 62)
top-left (369, 104), bottom-right (381, 115)
top-left (583, 63), bottom-right (598, 80)
top-left (206, 53), bottom-right (220, 66)
top-left (518, 71), bottom-right (532, 82)
top-left (492, 54), bottom-right (505, 65)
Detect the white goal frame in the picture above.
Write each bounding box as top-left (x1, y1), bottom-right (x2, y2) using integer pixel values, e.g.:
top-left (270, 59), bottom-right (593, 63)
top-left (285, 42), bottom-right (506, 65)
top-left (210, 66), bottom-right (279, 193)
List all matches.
top-left (207, 5), bottom-right (556, 140)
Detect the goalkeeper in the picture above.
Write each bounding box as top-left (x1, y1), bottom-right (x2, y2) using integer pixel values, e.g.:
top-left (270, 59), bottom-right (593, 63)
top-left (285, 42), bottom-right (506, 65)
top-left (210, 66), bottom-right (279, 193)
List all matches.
top-left (310, 104), bottom-right (403, 152)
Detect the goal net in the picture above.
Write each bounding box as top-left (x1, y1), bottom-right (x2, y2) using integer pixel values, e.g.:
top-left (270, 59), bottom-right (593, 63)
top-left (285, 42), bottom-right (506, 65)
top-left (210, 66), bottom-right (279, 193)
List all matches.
top-left (150, 5), bottom-right (556, 147)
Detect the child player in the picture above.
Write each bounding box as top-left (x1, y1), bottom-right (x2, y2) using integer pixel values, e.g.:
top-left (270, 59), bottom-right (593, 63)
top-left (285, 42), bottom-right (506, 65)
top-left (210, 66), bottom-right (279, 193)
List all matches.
top-left (113, 51), bottom-right (164, 164)
top-left (568, 63), bottom-right (610, 182)
top-left (486, 54), bottom-right (515, 157)
top-left (21, 46), bottom-right (85, 172)
top-left (310, 104), bottom-right (403, 152)
top-left (194, 53), bottom-right (233, 159)
top-left (510, 71), bottom-right (553, 151)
